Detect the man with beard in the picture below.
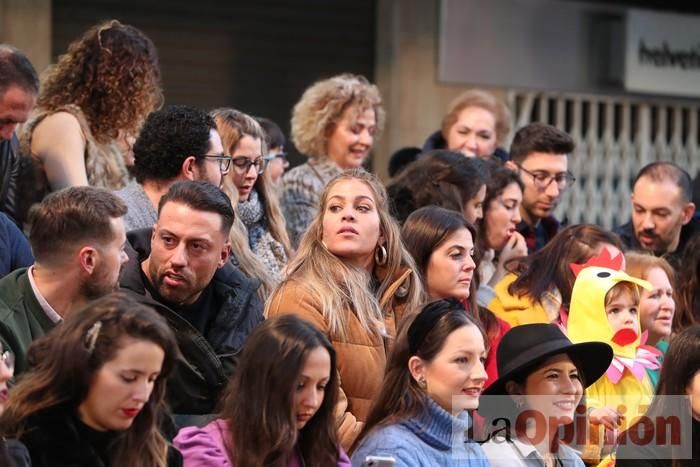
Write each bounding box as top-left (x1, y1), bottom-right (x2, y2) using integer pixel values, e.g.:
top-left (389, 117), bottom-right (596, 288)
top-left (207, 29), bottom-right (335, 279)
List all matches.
top-left (0, 187), bottom-right (128, 374)
top-left (506, 122), bottom-right (576, 253)
top-left (114, 105), bottom-right (231, 232)
top-left (119, 181), bottom-right (263, 425)
top-left (615, 161), bottom-right (699, 271)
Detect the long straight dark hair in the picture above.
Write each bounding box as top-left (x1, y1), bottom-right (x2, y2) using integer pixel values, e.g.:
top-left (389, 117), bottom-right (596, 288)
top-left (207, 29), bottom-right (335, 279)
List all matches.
top-left (352, 299), bottom-right (484, 453)
top-left (507, 224), bottom-right (623, 309)
top-left (623, 325), bottom-right (700, 467)
top-left (673, 233), bottom-right (700, 331)
top-left (0, 293), bottom-right (179, 467)
top-left (219, 315), bottom-right (340, 467)
top-left (402, 206), bottom-right (500, 341)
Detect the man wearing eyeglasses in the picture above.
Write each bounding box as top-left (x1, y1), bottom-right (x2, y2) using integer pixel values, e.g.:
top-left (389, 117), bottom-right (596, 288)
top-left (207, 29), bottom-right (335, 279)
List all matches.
top-left (114, 105), bottom-right (233, 232)
top-left (506, 123), bottom-right (576, 253)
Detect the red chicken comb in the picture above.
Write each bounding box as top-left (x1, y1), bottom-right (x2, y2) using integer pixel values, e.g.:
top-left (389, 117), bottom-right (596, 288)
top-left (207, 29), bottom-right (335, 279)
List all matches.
top-left (570, 245), bottom-right (624, 277)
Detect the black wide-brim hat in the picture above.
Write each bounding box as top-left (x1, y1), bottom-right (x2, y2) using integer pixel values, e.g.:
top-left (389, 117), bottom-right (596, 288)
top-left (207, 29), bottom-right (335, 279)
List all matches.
top-left (482, 323), bottom-right (613, 397)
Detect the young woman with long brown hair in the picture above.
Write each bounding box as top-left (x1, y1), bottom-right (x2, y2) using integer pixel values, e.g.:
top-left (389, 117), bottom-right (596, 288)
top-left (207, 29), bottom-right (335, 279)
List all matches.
top-left (175, 314), bottom-right (349, 466)
top-left (401, 206), bottom-right (510, 389)
top-left (212, 108), bottom-right (292, 287)
top-left (0, 292), bottom-right (179, 467)
top-left (351, 298), bottom-right (489, 466)
top-left (267, 169), bottom-right (423, 450)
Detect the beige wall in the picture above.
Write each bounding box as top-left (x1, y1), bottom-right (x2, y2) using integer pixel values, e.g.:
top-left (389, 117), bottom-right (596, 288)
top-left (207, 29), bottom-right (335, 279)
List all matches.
top-left (374, 0), bottom-right (507, 180)
top-left (0, 0), bottom-right (52, 73)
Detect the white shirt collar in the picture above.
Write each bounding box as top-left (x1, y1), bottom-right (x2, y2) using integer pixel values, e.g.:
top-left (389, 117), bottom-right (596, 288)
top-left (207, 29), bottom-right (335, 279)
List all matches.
top-left (27, 266), bottom-right (63, 324)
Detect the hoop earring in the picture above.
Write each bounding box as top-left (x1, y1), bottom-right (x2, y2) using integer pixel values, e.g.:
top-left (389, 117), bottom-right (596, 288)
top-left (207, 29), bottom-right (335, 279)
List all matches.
top-left (374, 244), bottom-right (388, 266)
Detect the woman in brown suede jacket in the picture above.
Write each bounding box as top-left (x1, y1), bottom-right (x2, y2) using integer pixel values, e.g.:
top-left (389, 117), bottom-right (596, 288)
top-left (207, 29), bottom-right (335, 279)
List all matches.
top-left (266, 169), bottom-right (423, 450)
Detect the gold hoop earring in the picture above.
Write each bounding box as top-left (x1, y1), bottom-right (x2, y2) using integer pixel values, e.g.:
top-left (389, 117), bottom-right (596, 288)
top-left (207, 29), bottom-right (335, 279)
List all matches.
top-left (375, 244), bottom-right (388, 266)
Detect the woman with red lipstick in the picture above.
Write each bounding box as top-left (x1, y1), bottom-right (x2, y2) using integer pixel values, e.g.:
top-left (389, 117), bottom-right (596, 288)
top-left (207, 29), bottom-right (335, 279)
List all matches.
top-left (212, 108), bottom-right (292, 287)
top-left (174, 315), bottom-right (350, 466)
top-left (0, 293), bottom-right (180, 467)
top-left (281, 74), bottom-right (384, 248)
top-left (625, 253), bottom-right (675, 388)
top-left (477, 163), bottom-right (526, 307)
top-left (267, 169), bottom-right (423, 450)
top-left (401, 206), bottom-right (510, 389)
top-left (351, 298), bottom-right (490, 466)
top-left (480, 324), bottom-right (613, 467)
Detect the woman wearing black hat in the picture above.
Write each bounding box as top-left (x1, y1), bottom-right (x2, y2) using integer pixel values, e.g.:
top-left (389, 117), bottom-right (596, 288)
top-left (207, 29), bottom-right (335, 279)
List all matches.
top-left (479, 323), bottom-right (613, 467)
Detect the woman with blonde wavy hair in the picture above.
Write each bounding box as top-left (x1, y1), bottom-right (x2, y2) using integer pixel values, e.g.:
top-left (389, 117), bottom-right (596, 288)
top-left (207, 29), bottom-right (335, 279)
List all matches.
top-left (212, 108), bottom-right (292, 288)
top-left (21, 19), bottom-right (162, 194)
top-left (267, 169), bottom-right (423, 451)
top-left (0, 293), bottom-right (180, 467)
top-left (281, 73), bottom-right (384, 247)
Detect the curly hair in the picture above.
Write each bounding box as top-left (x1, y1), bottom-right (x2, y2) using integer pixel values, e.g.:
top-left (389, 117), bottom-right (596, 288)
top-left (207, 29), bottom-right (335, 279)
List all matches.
top-left (291, 73), bottom-right (385, 159)
top-left (387, 150), bottom-right (489, 224)
top-left (132, 105), bottom-right (215, 184)
top-left (37, 20), bottom-right (162, 144)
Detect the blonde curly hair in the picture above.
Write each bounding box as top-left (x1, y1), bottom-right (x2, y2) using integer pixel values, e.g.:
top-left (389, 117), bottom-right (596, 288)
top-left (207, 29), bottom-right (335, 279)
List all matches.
top-left (37, 20), bottom-right (162, 144)
top-left (290, 73), bottom-right (385, 159)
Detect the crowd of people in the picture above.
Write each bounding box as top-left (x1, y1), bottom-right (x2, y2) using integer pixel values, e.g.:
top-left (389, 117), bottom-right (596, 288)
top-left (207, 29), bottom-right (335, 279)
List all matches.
top-left (1, 19), bottom-right (699, 467)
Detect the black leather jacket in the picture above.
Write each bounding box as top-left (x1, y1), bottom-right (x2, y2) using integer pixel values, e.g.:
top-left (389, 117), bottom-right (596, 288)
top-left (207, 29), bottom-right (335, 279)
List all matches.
top-left (0, 135), bottom-right (39, 228)
top-left (120, 228), bottom-right (264, 418)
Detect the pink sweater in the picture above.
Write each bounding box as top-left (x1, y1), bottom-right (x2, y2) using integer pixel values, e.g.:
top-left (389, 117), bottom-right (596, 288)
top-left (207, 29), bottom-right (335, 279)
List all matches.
top-left (174, 419), bottom-right (351, 467)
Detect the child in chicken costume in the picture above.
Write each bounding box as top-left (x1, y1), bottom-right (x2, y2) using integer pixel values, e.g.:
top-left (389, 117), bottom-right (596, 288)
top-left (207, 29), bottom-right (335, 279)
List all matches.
top-left (565, 248), bottom-right (662, 465)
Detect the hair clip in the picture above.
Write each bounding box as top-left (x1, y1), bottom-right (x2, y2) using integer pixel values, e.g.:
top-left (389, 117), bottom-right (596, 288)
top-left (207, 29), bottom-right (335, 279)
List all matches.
top-left (85, 321), bottom-right (103, 353)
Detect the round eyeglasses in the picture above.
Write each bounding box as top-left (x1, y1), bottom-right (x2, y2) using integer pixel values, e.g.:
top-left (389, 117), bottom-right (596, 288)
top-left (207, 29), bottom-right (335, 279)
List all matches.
top-left (231, 156), bottom-right (265, 175)
top-left (517, 165), bottom-right (576, 191)
top-left (194, 154), bottom-right (233, 174)
top-left (263, 152), bottom-right (290, 168)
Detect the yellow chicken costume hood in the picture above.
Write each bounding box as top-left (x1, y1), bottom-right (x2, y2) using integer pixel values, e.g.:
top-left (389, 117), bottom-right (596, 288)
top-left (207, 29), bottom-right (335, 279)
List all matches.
top-left (567, 247), bottom-right (652, 360)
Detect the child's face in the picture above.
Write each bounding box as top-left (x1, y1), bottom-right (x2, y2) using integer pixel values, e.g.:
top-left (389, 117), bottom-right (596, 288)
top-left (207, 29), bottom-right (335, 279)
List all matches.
top-left (606, 289), bottom-right (639, 334)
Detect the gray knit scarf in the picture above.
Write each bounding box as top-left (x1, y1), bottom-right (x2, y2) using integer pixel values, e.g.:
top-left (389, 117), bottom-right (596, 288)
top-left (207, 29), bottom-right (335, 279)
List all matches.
top-left (237, 189), bottom-right (288, 283)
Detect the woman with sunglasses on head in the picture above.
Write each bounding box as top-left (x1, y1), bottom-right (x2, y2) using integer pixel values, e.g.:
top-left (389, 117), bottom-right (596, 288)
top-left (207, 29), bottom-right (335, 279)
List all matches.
top-left (350, 298), bottom-right (490, 466)
top-left (175, 314), bottom-right (350, 466)
top-left (0, 293), bottom-right (180, 467)
top-left (212, 108), bottom-right (292, 286)
top-left (267, 169), bottom-right (423, 451)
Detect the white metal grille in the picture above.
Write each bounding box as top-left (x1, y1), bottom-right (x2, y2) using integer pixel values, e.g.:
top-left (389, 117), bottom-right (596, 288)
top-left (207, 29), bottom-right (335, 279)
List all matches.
top-left (508, 91), bottom-right (700, 229)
